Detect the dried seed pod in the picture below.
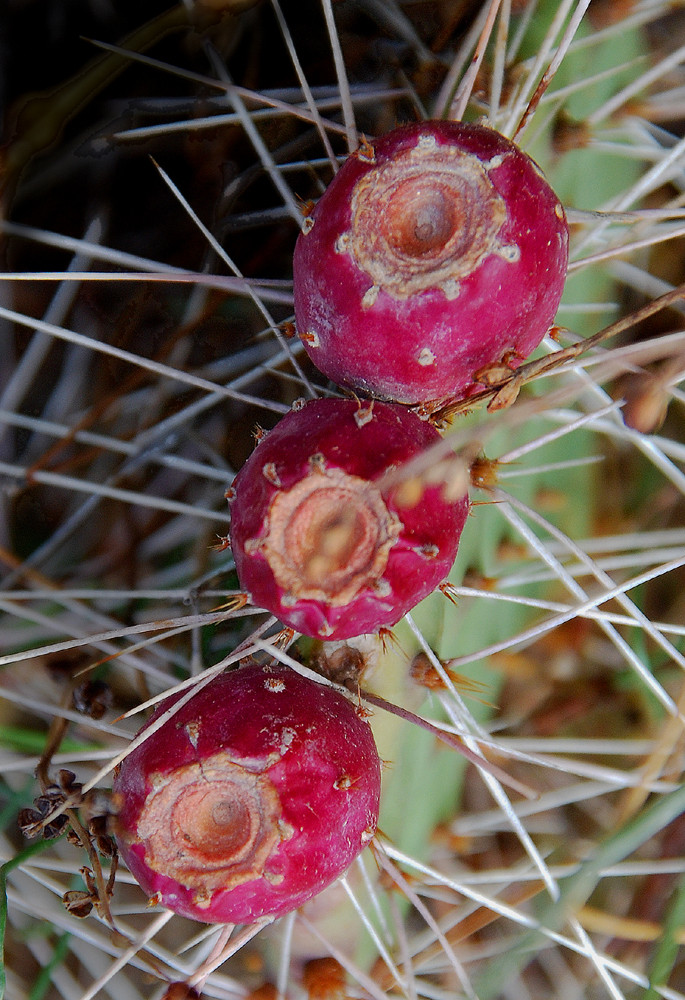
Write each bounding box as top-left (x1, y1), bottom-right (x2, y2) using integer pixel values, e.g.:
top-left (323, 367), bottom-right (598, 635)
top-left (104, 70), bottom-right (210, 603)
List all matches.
top-left (112, 663), bottom-right (381, 924)
top-left (229, 398), bottom-right (469, 639)
top-left (293, 120), bottom-right (569, 404)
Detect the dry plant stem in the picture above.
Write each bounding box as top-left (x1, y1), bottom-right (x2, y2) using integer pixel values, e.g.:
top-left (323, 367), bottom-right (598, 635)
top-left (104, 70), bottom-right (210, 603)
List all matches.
top-left (449, 0), bottom-right (504, 121)
top-left (512, 0), bottom-right (593, 141)
top-left (35, 685), bottom-right (116, 929)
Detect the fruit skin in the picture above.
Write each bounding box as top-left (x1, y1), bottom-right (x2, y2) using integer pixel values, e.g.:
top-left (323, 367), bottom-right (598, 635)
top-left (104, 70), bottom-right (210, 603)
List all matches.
top-left (112, 663), bottom-right (381, 924)
top-left (229, 397), bottom-right (469, 640)
top-left (293, 120), bottom-right (569, 405)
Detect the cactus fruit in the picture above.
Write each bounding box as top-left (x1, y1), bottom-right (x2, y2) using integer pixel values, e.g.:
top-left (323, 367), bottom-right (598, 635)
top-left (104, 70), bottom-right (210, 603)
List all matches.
top-left (112, 662), bottom-right (381, 924)
top-left (228, 398), bottom-right (469, 639)
top-left (293, 120), bottom-right (569, 404)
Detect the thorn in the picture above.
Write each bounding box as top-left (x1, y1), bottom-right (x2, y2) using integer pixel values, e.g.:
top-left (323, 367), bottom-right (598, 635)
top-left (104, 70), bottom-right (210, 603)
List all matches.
top-left (355, 134), bottom-right (376, 163)
top-left (212, 534), bottom-right (231, 552)
top-left (378, 626), bottom-right (404, 655)
top-left (272, 627), bottom-right (296, 649)
top-left (210, 593), bottom-right (249, 613)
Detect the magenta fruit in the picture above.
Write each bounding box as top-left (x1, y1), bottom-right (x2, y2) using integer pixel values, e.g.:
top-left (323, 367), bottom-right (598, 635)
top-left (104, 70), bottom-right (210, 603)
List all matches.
top-left (293, 120), bottom-right (569, 404)
top-left (228, 397), bottom-right (469, 639)
top-left (112, 662), bottom-right (381, 924)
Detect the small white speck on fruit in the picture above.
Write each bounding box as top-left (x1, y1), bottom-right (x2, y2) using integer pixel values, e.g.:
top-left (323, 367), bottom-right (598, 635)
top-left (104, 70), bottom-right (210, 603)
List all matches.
top-left (291, 397), bottom-right (306, 411)
top-left (530, 160), bottom-right (547, 181)
top-left (264, 871), bottom-right (285, 885)
top-left (262, 463), bottom-right (282, 487)
top-left (417, 347), bottom-right (436, 367)
top-left (498, 243), bottom-right (521, 263)
top-left (360, 827), bottom-right (375, 844)
top-left (485, 154), bottom-right (504, 170)
top-left (149, 892), bottom-right (163, 907)
top-left (185, 721), bottom-right (201, 748)
top-left (279, 727), bottom-right (296, 750)
top-left (301, 330), bottom-right (320, 348)
top-left (354, 402), bottom-right (374, 428)
top-left (335, 233), bottom-right (350, 254)
top-left (302, 216), bottom-right (314, 234)
top-left (193, 889), bottom-right (212, 909)
top-left (361, 284), bottom-right (379, 309)
top-left (417, 543), bottom-right (439, 559)
top-left (334, 775), bottom-right (353, 790)
top-left (416, 133), bottom-right (437, 151)
top-left (372, 578), bottom-right (391, 597)
top-left (308, 452), bottom-right (327, 472)
top-left (555, 202), bottom-right (565, 219)
top-left (318, 621), bottom-right (335, 638)
top-left (224, 486), bottom-right (236, 502)
top-left (264, 678), bottom-right (286, 693)
top-left (278, 818), bottom-right (295, 841)
top-left (442, 278), bottom-right (460, 300)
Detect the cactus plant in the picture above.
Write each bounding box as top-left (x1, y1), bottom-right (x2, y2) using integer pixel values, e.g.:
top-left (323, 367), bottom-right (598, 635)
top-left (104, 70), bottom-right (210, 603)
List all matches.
top-left (2, 3), bottom-right (685, 1000)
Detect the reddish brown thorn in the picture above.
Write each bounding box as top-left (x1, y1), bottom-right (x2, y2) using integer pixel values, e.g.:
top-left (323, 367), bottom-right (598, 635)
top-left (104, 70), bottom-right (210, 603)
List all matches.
top-left (546, 324), bottom-right (566, 344)
top-left (296, 195), bottom-right (316, 218)
top-left (212, 534), bottom-right (231, 552)
top-left (410, 652), bottom-right (493, 702)
top-left (272, 627), bottom-right (296, 649)
top-left (378, 626), bottom-right (404, 656)
top-left (355, 134), bottom-right (376, 163)
top-left (211, 592), bottom-right (249, 613)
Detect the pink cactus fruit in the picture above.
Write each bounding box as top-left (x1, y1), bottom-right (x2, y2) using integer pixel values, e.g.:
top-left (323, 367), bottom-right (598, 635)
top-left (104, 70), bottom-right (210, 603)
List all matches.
top-left (112, 662), bottom-right (381, 924)
top-left (293, 120), bottom-right (569, 404)
top-left (228, 397), bottom-right (469, 640)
